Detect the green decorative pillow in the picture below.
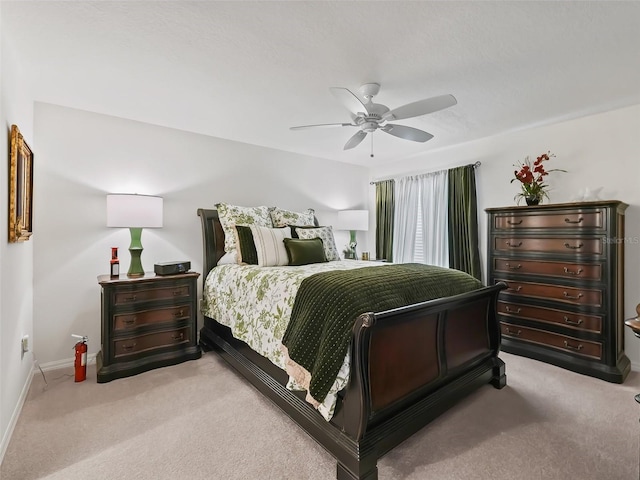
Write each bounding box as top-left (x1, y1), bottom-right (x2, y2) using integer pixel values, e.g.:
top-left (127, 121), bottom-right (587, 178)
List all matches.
top-left (284, 238), bottom-right (327, 266)
top-left (216, 203), bottom-right (273, 254)
top-left (234, 225), bottom-right (258, 265)
top-left (295, 226), bottom-right (341, 261)
top-left (270, 207), bottom-right (315, 228)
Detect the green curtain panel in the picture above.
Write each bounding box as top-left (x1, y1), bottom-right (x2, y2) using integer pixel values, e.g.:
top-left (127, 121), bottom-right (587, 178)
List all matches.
top-left (375, 179), bottom-right (395, 262)
top-left (448, 165), bottom-right (482, 280)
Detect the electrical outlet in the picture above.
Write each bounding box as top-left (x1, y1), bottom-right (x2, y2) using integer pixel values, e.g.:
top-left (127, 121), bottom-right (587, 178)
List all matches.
top-left (21, 335), bottom-right (29, 354)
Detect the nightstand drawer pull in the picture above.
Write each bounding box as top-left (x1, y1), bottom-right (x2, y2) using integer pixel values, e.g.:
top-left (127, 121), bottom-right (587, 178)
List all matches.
top-left (563, 340), bottom-right (583, 351)
top-left (563, 316), bottom-right (584, 326)
top-left (173, 309), bottom-right (185, 318)
top-left (505, 327), bottom-right (521, 337)
top-left (564, 217), bottom-right (584, 224)
top-left (507, 219), bottom-right (523, 225)
top-left (505, 306), bottom-right (521, 314)
top-left (506, 241), bottom-right (522, 247)
top-left (172, 290), bottom-right (183, 296)
top-left (123, 295), bottom-right (137, 302)
top-left (506, 263), bottom-right (522, 270)
top-left (563, 292), bottom-right (584, 300)
top-left (121, 343), bottom-right (137, 351)
top-left (507, 286), bottom-right (522, 293)
top-left (123, 317), bottom-right (136, 325)
top-left (564, 242), bottom-right (584, 250)
top-left (172, 333), bottom-right (185, 341)
top-left (563, 267), bottom-right (583, 276)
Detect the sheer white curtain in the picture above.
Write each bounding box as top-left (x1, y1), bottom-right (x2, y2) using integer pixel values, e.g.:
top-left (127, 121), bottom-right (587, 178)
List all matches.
top-left (392, 170), bottom-right (449, 266)
top-left (392, 176), bottom-right (420, 263)
top-left (419, 170), bottom-right (449, 267)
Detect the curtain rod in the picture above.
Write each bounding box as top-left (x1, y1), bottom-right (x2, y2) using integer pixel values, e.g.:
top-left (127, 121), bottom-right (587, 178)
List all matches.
top-left (369, 161), bottom-right (481, 185)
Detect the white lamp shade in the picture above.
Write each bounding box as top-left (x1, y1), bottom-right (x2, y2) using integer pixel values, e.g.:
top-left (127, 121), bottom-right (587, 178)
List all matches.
top-left (107, 194), bottom-right (163, 228)
top-left (337, 210), bottom-right (369, 231)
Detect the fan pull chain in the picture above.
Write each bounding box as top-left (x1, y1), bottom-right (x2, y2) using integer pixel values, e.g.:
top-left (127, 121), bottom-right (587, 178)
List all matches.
top-left (370, 132), bottom-right (374, 158)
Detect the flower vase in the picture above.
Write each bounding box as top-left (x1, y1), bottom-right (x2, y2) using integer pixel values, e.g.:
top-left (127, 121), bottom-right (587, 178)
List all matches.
top-left (525, 195), bottom-right (541, 206)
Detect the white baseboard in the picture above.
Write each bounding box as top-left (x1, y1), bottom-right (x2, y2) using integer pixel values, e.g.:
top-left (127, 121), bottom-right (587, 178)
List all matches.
top-left (36, 353), bottom-right (97, 372)
top-left (0, 363), bottom-right (35, 465)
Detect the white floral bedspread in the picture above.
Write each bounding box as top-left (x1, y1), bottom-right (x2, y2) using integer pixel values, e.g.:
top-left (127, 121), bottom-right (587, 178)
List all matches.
top-left (202, 260), bottom-right (383, 420)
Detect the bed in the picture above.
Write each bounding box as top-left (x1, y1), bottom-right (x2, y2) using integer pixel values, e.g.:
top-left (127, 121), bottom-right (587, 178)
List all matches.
top-left (197, 207), bottom-right (506, 480)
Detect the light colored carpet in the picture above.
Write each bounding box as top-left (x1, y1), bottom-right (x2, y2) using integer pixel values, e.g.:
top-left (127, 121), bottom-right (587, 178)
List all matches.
top-left (2, 351), bottom-right (639, 480)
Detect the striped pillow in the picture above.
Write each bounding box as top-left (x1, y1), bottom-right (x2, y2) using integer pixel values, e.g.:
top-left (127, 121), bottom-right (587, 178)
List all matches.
top-left (249, 225), bottom-right (291, 267)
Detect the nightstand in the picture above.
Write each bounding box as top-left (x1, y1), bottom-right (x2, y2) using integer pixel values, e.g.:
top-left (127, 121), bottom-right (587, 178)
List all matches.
top-left (96, 271), bottom-right (201, 383)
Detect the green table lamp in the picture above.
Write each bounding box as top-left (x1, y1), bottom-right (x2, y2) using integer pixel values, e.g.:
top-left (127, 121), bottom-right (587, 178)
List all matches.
top-left (337, 209), bottom-right (369, 260)
top-left (106, 193), bottom-right (163, 277)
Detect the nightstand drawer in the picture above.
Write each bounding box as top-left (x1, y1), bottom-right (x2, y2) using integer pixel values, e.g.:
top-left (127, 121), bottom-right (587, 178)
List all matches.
top-left (113, 305), bottom-right (191, 331)
top-left (497, 279), bottom-right (602, 307)
top-left (494, 210), bottom-right (603, 230)
top-left (113, 327), bottom-right (191, 358)
top-left (493, 258), bottom-right (602, 280)
top-left (501, 322), bottom-right (602, 360)
top-left (114, 284), bottom-right (191, 306)
top-left (494, 237), bottom-right (603, 255)
top-left (497, 301), bottom-right (602, 333)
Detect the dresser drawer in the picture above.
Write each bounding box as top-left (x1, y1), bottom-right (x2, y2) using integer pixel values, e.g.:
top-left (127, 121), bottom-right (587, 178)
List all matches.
top-left (497, 279), bottom-right (602, 307)
top-left (113, 327), bottom-right (191, 358)
top-left (494, 210), bottom-right (603, 230)
top-left (113, 284), bottom-right (191, 306)
top-left (113, 305), bottom-right (191, 331)
top-left (494, 237), bottom-right (603, 255)
top-left (501, 322), bottom-right (602, 360)
top-left (493, 258), bottom-right (602, 280)
top-left (497, 301), bottom-right (602, 333)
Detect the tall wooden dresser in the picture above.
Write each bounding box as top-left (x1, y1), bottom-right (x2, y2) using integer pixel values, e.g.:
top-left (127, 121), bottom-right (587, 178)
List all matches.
top-left (486, 201), bottom-right (629, 383)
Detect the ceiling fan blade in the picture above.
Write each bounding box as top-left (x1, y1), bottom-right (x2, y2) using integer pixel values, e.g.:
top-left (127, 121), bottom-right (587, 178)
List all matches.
top-left (344, 130), bottom-right (367, 150)
top-left (330, 87), bottom-right (370, 117)
top-left (290, 123), bottom-right (354, 130)
top-left (382, 124), bottom-right (434, 142)
top-left (382, 94), bottom-right (457, 121)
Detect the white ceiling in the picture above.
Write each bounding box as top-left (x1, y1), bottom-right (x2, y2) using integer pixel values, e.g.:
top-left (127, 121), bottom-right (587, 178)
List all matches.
top-left (2, 1), bottom-right (639, 166)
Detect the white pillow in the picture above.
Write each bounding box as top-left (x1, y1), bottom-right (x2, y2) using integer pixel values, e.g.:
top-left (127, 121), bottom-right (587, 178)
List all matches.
top-left (217, 252), bottom-right (238, 265)
top-left (295, 226), bottom-right (340, 262)
top-left (249, 225), bottom-right (291, 267)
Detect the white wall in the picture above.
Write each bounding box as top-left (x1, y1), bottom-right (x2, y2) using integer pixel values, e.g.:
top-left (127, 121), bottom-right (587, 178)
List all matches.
top-left (0, 16), bottom-right (36, 462)
top-left (370, 104), bottom-right (640, 368)
top-left (32, 102), bottom-right (370, 366)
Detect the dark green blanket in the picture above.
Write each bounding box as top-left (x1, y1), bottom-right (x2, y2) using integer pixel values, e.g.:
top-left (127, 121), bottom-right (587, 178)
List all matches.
top-left (281, 263), bottom-right (482, 403)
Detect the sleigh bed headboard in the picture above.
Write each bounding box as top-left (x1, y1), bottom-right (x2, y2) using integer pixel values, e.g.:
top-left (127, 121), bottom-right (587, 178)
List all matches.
top-left (197, 208), bottom-right (225, 278)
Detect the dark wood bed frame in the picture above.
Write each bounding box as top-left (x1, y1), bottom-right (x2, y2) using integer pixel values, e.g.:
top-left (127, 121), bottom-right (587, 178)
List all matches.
top-left (197, 208), bottom-right (507, 480)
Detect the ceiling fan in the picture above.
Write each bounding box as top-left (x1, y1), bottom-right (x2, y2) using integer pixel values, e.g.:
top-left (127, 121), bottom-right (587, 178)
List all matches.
top-left (290, 83), bottom-right (457, 157)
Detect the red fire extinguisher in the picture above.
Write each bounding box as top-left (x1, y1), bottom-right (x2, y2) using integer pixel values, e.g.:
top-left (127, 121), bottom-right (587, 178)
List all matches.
top-left (72, 334), bottom-right (88, 382)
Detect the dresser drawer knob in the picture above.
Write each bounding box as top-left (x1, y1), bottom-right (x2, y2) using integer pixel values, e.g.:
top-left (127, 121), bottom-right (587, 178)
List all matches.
top-left (172, 332), bottom-right (185, 341)
top-left (507, 286), bottom-right (522, 293)
top-left (506, 241), bottom-right (522, 248)
top-left (505, 327), bottom-right (521, 337)
top-left (173, 309), bottom-right (185, 317)
top-left (564, 242), bottom-right (584, 250)
top-left (563, 292), bottom-right (584, 300)
top-left (507, 219), bottom-right (523, 225)
top-left (564, 217), bottom-right (584, 225)
top-left (563, 316), bottom-right (584, 326)
top-left (123, 317), bottom-right (137, 325)
top-left (563, 267), bottom-right (583, 276)
top-left (505, 306), bottom-right (521, 314)
top-left (506, 263), bottom-right (522, 270)
top-left (563, 340), bottom-right (584, 351)
top-left (121, 343), bottom-right (137, 351)
top-left (123, 295), bottom-right (137, 302)
top-left (172, 290), bottom-right (183, 296)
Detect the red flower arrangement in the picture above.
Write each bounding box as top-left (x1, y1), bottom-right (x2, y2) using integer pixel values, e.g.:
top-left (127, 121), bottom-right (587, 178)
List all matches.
top-left (511, 151), bottom-right (565, 205)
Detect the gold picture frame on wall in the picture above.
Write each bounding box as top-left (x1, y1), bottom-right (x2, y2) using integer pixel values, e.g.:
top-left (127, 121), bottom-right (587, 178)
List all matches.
top-left (9, 124), bottom-right (33, 243)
